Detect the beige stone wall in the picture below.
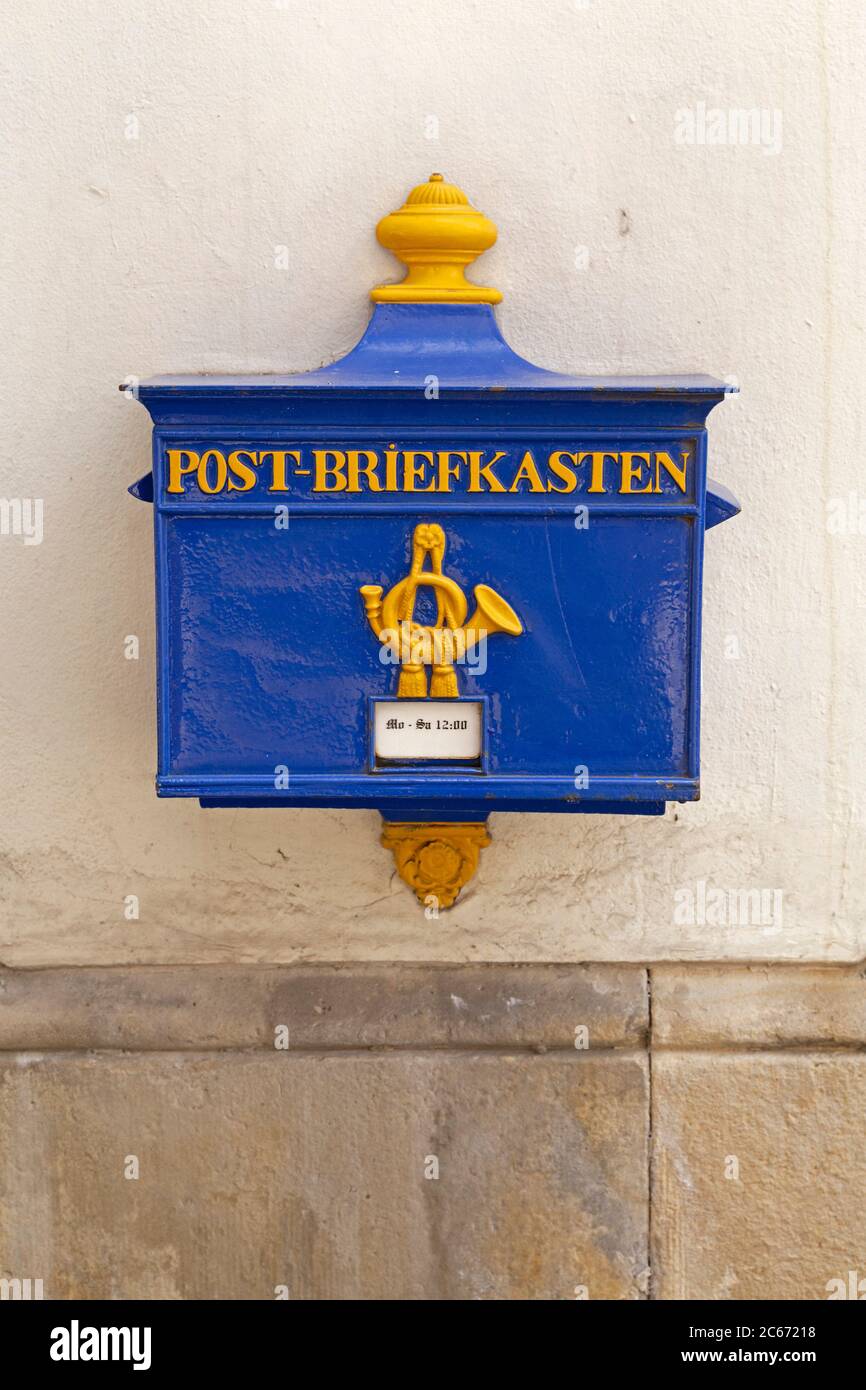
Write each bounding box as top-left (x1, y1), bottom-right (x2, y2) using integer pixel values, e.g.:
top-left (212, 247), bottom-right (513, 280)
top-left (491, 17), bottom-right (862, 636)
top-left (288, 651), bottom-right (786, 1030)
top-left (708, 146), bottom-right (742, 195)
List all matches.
top-left (1, 0), bottom-right (864, 965)
top-left (1, 1), bottom-right (864, 1300)
top-left (2, 963), bottom-right (864, 1300)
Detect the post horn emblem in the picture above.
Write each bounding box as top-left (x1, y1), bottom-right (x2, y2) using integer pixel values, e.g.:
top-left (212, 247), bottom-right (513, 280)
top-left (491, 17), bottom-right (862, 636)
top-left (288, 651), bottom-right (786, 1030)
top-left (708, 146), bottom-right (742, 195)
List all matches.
top-left (360, 523), bottom-right (523, 697)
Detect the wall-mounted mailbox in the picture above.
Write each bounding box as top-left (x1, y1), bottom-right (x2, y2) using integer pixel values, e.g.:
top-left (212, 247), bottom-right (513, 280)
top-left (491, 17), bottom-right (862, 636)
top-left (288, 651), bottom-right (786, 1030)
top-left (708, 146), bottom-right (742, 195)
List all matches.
top-left (130, 173), bottom-right (739, 907)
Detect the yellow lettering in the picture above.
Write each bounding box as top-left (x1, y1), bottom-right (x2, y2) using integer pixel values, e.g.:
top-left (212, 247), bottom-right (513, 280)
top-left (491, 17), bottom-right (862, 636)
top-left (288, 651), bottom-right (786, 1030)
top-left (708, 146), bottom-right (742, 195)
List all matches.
top-left (261, 450), bottom-right (299, 492)
top-left (579, 451), bottom-right (616, 494)
top-left (197, 449), bottom-right (228, 495)
top-left (546, 451), bottom-right (579, 494)
top-left (347, 450), bottom-right (383, 492)
top-left (165, 442), bottom-right (688, 501)
top-left (403, 450), bottom-right (436, 491)
top-left (227, 450), bottom-right (259, 492)
top-left (384, 445), bottom-right (399, 491)
top-left (313, 449), bottom-right (347, 492)
top-left (166, 449), bottom-right (199, 494)
top-left (654, 450), bottom-right (689, 493)
top-left (508, 450), bottom-right (546, 493)
top-left (436, 451), bottom-right (466, 492)
top-left (619, 451), bottom-right (653, 494)
top-left (468, 450), bottom-right (507, 493)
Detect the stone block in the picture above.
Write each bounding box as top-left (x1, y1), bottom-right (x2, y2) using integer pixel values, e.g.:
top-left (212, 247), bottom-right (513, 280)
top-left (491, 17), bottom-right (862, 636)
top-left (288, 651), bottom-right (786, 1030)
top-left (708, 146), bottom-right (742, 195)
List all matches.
top-left (0, 964), bottom-right (647, 1051)
top-left (652, 1053), bottom-right (866, 1300)
top-left (0, 1050), bottom-right (648, 1300)
top-left (651, 965), bottom-right (866, 1047)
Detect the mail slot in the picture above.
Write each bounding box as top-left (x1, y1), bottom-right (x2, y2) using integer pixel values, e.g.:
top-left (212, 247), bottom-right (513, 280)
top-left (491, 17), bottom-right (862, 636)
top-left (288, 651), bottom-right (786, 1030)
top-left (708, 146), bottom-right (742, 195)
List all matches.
top-left (129, 173), bottom-right (739, 906)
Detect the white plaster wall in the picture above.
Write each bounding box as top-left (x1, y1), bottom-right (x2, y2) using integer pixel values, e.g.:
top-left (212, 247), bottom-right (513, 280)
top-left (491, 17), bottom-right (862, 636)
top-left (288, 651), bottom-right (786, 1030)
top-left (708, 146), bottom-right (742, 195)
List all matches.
top-left (1, 0), bottom-right (863, 964)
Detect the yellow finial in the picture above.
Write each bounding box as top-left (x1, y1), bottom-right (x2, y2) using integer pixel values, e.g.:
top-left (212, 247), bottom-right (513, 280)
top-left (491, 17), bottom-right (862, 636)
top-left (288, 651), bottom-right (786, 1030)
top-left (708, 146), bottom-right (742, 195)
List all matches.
top-left (371, 174), bottom-right (501, 304)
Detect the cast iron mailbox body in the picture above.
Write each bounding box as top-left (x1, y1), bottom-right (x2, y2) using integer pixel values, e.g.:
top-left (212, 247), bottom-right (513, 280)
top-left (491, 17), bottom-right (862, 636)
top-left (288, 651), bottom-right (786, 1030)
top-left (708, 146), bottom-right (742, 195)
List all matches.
top-left (131, 175), bottom-right (739, 905)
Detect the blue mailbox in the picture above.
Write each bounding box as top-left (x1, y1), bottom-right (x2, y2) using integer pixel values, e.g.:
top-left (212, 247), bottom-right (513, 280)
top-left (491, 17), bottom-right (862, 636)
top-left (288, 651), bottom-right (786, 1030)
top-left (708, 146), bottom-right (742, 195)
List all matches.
top-left (130, 174), bottom-right (739, 907)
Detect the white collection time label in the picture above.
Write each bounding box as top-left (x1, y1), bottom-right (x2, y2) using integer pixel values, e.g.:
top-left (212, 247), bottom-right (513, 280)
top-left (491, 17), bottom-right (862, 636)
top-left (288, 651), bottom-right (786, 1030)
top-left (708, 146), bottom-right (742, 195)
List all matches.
top-left (374, 701), bottom-right (483, 761)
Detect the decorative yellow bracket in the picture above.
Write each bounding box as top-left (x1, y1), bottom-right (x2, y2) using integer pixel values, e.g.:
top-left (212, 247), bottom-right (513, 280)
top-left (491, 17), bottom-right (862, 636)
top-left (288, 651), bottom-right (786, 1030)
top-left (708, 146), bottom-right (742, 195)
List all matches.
top-left (381, 821), bottom-right (491, 909)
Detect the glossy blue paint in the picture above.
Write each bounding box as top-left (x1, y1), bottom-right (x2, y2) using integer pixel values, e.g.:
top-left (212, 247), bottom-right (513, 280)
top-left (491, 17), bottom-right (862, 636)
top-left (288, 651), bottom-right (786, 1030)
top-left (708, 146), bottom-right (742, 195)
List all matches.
top-left (132, 303), bottom-right (739, 819)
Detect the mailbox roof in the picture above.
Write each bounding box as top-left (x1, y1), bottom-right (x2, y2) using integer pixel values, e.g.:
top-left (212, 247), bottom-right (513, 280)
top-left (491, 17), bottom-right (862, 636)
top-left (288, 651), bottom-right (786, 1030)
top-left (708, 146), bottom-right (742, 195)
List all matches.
top-left (136, 305), bottom-right (733, 400)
